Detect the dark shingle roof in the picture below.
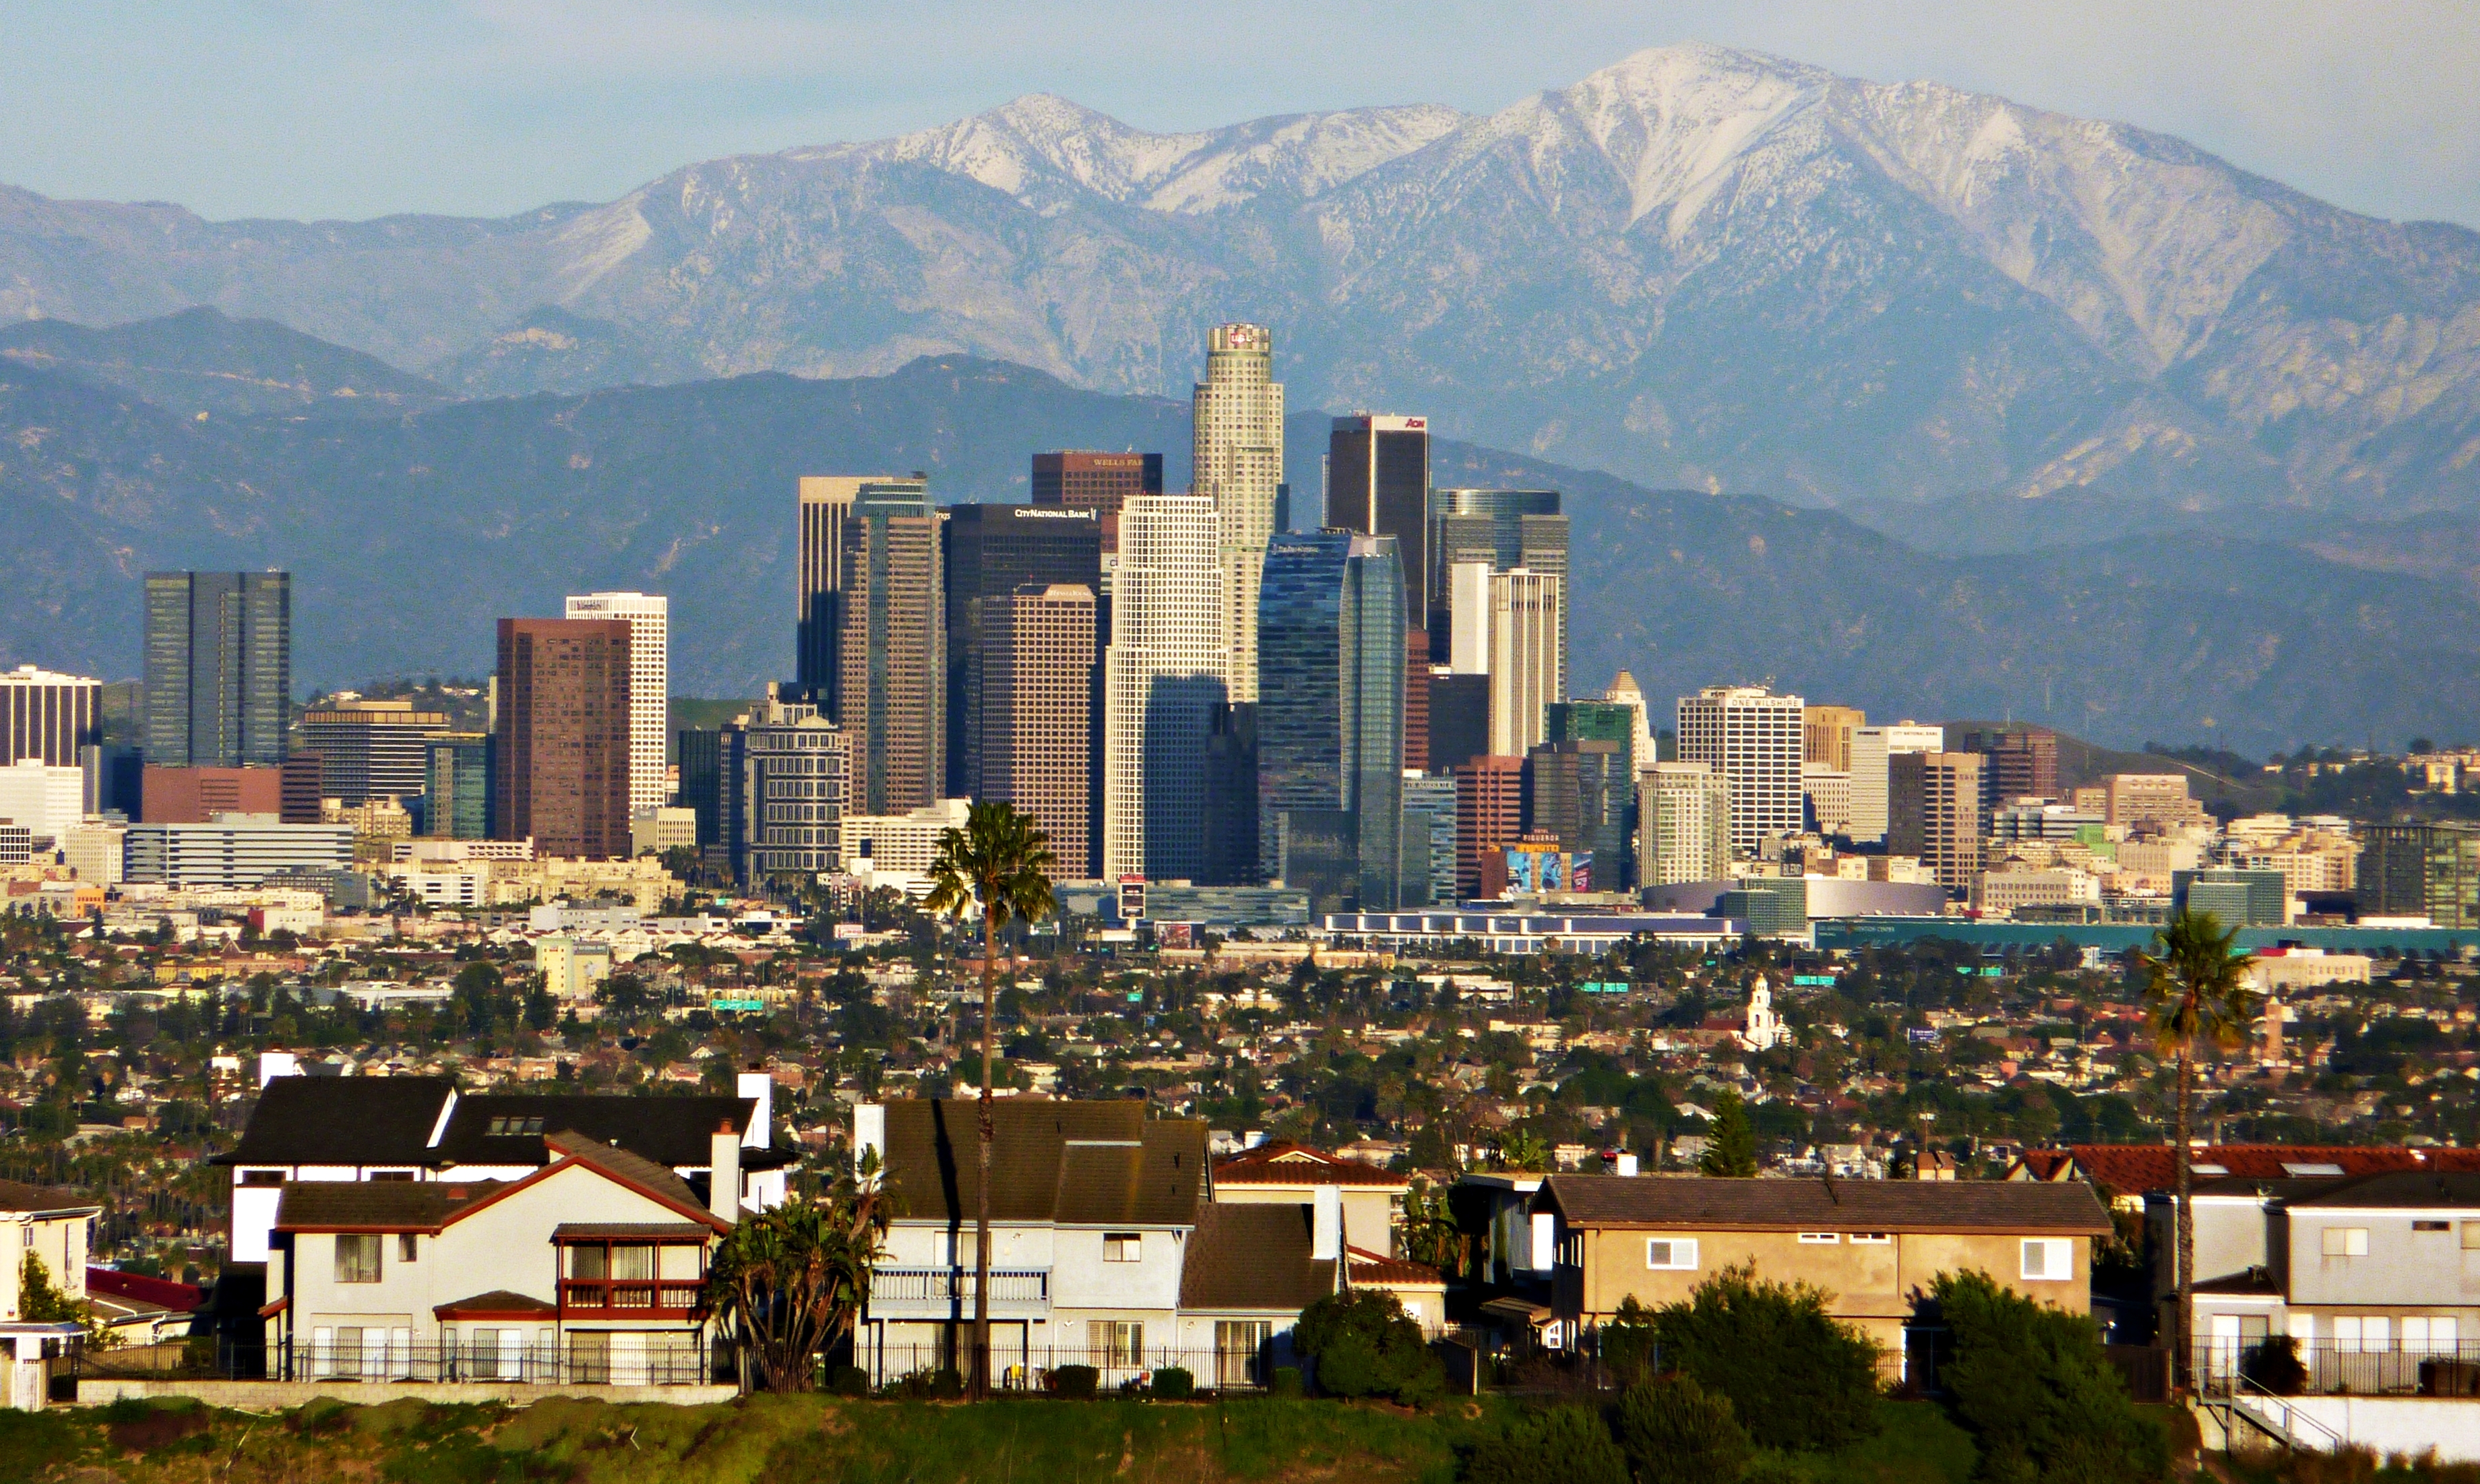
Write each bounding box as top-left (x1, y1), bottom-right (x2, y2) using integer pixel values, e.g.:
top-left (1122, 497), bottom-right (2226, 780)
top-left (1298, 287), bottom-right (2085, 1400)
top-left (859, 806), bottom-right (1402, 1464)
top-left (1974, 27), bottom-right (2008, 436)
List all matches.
top-left (274, 1180), bottom-right (495, 1232)
top-left (437, 1094), bottom-right (754, 1169)
top-left (218, 1077), bottom-right (455, 1167)
top-left (1538, 1175), bottom-right (2111, 1235)
top-left (1177, 1203), bottom-right (1337, 1312)
top-left (0, 1179), bottom-right (99, 1214)
top-left (2281, 1171), bottom-right (2480, 1209)
top-left (544, 1129), bottom-right (709, 1212)
top-left (879, 1099), bottom-right (1206, 1226)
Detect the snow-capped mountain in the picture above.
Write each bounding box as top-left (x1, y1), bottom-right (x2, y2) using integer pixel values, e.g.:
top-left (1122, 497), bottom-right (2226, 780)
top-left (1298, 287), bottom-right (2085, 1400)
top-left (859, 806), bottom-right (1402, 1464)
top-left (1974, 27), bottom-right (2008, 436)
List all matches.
top-left (4, 42), bottom-right (2476, 524)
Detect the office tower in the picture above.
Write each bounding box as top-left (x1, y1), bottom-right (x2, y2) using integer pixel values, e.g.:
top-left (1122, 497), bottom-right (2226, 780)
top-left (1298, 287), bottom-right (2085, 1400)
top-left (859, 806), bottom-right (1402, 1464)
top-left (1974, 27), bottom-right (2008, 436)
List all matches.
top-left (1430, 488), bottom-right (1566, 664)
top-left (1402, 772), bottom-right (1459, 908)
top-left (1548, 700), bottom-right (1638, 885)
top-left (80, 743), bottom-right (142, 820)
top-left (1201, 702), bottom-right (1260, 887)
top-left (1, 665), bottom-right (100, 767)
top-left (1804, 704), bottom-right (1866, 771)
top-left (1102, 495), bottom-right (1227, 881)
top-left (301, 698), bottom-right (448, 805)
top-left (1257, 531), bottom-right (1406, 912)
top-left (1487, 570), bottom-right (1563, 760)
top-left (565, 592), bottom-right (670, 820)
top-left (1522, 741), bottom-right (1627, 885)
top-left (1641, 762), bottom-right (1731, 886)
top-left (1428, 672), bottom-right (1491, 774)
top-left (1957, 725), bottom-right (2060, 807)
top-left (421, 735), bottom-right (490, 839)
top-left (1803, 764), bottom-right (1853, 836)
top-left (279, 751), bottom-right (323, 825)
top-left (1676, 685), bottom-right (1805, 857)
top-left (1602, 672), bottom-right (1656, 772)
top-left (1445, 561), bottom-right (1493, 673)
top-left (2362, 824), bottom-right (2480, 929)
top-left (1030, 451), bottom-right (1160, 554)
top-left (943, 504), bottom-right (1103, 797)
top-left (978, 584), bottom-right (1097, 879)
top-left (1849, 722), bottom-right (1946, 844)
top-left (1454, 757), bottom-right (1523, 901)
top-left (719, 687), bottom-right (848, 886)
top-left (141, 766), bottom-right (283, 824)
top-left (1193, 323), bottom-right (1283, 704)
top-left (795, 474), bottom-right (929, 706)
top-left (675, 728), bottom-right (722, 850)
top-left (0, 760), bottom-right (82, 844)
top-left (2173, 867), bottom-right (2288, 927)
top-left (1328, 413), bottom-right (1431, 766)
top-left (143, 571), bottom-right (290, 767)
top-left (839, 502), bottom-right (945, 815)
top-left (1889, 751), bottom-right (1986, 890)
top-left (494, 619), bottom-right (632, 859)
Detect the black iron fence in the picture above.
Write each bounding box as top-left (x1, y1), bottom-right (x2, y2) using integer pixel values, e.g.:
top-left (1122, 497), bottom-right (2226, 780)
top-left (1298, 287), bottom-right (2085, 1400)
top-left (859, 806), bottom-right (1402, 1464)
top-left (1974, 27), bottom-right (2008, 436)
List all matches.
top-left (76, 1338), bottom-right (717, 1387)
top-left (859, 1342), bottom-right (1284, 1392)
top-left (2198, 1338), bottom-right (2480, 1398)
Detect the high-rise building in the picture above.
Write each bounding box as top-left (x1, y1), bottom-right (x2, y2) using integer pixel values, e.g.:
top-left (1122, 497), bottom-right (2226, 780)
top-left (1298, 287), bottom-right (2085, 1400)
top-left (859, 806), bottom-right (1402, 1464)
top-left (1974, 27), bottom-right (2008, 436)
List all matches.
top-left (978, 584), bottom-right (1097, 879)
top-left (1602, 672), bottom-right (1657, 774)
top-left (143, 571), bottom-right (290, 767)
top-left (422, 734), bottom-right (491, 840)
top-left (1889, 751), bottom-right (1986, 891)
top-left (1430, 489), bottom-right (1566, 665)
top-left (1487, 569), bottom-right (1563, 760)
top-left (1803, 704), bottom-right (1866, 772)
top-left (675, 727), bottom-right (722, 851)
top-left (1257, 531), bottom-right (1406, 912)
top-left (2361, 823), bottom-right (2480, 930)
top-left (279, 751), bottom-right (323, 824)
top-left (1102, 495), bottom-right (1227, 882)
top-left (1957, 725), bottom-right (2060, 810)
top-left (1640, 762), bottom-right (1731, 886)
top-left (1549, 700), bottom-right (1640, 884)
top-left (1445, 561), bottom-right (1493, 674)
top-left (1202, 702), bottom-right (1260, 888)
top-left (1193, 324), bottom-right (1283, 704)
top-left (1030, 451), bottom-right (1160, 554)
top-left (1454, 757), bottom-right (1523, 902)
top-left (142, 766), bottom-right (282, 824)
top-left (1, 665), bottom-right (100, 767)
top-left (719, 687), bottom-right (848, 886)
top-left (943, 504), bottom-right (1103, 799)
top-left (1327, 414), bottom-right (1432, 767)
top-left (838, 503), bottom-right (945, 815)
top-left (1849, 722), bottom-right (1946, 844)
top-left (1676, 685), bottom-right (1805, 857)
top-left (0, 759), bottom-right (84, 844)
top-left (1428, 672), bottom-right (1491, 774)
top-left (565, 593), bottom-right (670, 820)
top-left (1803, 764), bottom-right (1853, 836)
top-left (1522, 740), bottom-right (1628, 883)
top-left (301, 699), bottom-right (448, 806)
top-left (1401, 772), bottom-right (1459, 908)
top-left (494, 618), bottom-right (632, 859)
top-left (796, 474), bottom-right (929, 707)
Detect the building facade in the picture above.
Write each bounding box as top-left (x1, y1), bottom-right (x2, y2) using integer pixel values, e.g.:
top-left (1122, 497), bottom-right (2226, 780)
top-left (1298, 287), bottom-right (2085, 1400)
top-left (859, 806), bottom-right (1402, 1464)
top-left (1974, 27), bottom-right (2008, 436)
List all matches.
top-left (1429, 489), bottom-right (1566, 667)
top-left (978, 584), bottom-right (1098, 879)
top-left (1523, 741), bottom-right (1629, 886)
top-left (1677, 685), bottom-right (1805, 857)
top-left (301, 700), bottom-right (449, 807)
top-left (1804, 704), bottom-right (1865, 772)
top-left (944, 504), bottom-right (1103, 799)
top-left (1487, 569), bottom-right (1563, 760)
top-left (1640, 762), bottom-right (1731, 886)
top-left (1890, 751), bottom-right (1987, 891)
top-left (1454, 756), bottom-right (1524, 902)
top-left (1193, 324), bottom-right (1284, 705)
top-left (423, 735), bottom-right (491, 839)
top-left (1102, 495), bottom-right (1227, 882)
top-left (1030, 450), bottom-right (1160, 555)
top-left (143, 570), bottom-right (291, 768)
top-left (2361, 824), bottom-right (2480, 929)
top-left (838, 503), bottom-right (946, 815)
top-left (1, 664), bottom-right (100, 768)
top-left (0, 759), bottom-right (84, 844)
top-left (796, 474), bottom-right (930, 708)
top-left (125, 817), bottom-right (354, 888)
top-left (564, 593), bottom-right (670, 822)
top-left (720, 689), bottom-right (848, 886)
top-left (1401, 772), bottom-right (1460, 909)
top-left (495, 619), bottom-right (633, 859)
top-left (1849, 722), bottom-right (1946, 845)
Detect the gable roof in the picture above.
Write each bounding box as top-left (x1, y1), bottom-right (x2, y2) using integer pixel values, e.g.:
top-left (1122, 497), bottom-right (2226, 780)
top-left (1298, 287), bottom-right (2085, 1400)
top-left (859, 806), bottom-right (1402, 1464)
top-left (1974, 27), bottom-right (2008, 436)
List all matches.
top-left (1537, 1175), bottom-right (2111, 1235)
top-left (436, 1094), bottom-right (755, 1169)
top-left (1214, 1140), bottom-right (1408, 1189)
top-left (217, 1080), bottom-right (770, 1173)
top-left (879, 1099), bottom-right (1206, 1227)
top-left (216, 1077), bottom-right (454, 1167)
top-left (440, 1133), bottom-right (728, 1234)
top-left (1177, 1202), bottom-right (1336, 1313)
top-left (275, 1180), bottom-right (495, 1233)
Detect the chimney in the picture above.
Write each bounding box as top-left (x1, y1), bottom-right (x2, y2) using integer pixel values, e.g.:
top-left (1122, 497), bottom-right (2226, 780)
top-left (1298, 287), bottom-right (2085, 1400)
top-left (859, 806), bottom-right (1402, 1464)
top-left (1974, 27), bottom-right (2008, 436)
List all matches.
top-left (1311, 1185), bottom-right (1342, 1262)
top-left (853, 1103), bottom-right (886, 1177)
top-left (736, 1068), bottom-right (773, 1148)
top-left (257, 1050), bottom-right (299, 1088)
top-left (709, 1119), bottom-right (741, 1224)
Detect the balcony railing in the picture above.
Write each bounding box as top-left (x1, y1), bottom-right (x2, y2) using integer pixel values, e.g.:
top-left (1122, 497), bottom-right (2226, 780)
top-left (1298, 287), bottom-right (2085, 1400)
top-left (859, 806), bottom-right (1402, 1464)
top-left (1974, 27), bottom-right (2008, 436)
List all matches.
top-left (2197, 1338), bottom-right (2480, 1397)
top-left (560, 1279), bottom-right (706, 1313)
top-left (869, 1268), bottom-right (1051, 1304)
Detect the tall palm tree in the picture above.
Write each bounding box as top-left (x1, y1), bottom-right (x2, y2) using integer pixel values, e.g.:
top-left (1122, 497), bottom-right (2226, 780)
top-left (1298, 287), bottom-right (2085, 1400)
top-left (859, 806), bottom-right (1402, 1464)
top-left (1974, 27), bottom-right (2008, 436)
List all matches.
top-left (923, 801), bottom-right (1055, 1399)
top-left (2134, 908), bottom-right (2256, 1387)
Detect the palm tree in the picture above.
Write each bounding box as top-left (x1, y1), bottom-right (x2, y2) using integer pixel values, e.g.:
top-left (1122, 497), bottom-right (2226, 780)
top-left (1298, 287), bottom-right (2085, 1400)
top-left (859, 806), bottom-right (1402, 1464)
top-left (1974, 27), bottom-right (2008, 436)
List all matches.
top-left (923, 801), bottom-right (1055, 1399)
top-left (2134, 908), bottom-right (2256, 1387)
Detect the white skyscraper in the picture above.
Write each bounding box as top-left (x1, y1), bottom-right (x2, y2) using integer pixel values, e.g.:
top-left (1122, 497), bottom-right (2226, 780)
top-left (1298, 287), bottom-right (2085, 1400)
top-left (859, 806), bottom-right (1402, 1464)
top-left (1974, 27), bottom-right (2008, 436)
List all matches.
top-left (1602, 671), bottom-right (1657, 775)
top-left (565, 592), bottom-right (669, 819)
top-left (1102, 495), bottom-right (1227, 882)
top-left (1641, 762), bottom-right (1731, 885)
top-left (1446, 561), bottom-right (1493, 675)
top-left (1487, 569), bottom-right (1563, 759)
top-left (1849, 721), bottom-right (1946, 844)
top-left (1676, 685), bottom-right (1805, 857)
top-left (1192, 323), bottom-right (1283, 704)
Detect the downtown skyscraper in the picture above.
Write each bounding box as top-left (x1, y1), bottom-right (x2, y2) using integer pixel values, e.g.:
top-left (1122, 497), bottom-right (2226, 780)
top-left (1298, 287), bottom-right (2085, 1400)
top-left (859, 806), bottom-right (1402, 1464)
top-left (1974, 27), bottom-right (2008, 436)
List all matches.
top-left (565, 592), bottom-right (670, 820)
top-left (1193, 323), bottom-right (1283, 705)
top-left (1328, 413), bottom-right (1431, 770)
top-left (142, 571), bottom-right (290, 768)
top-left (797, 475), bottom-right (943, 815)
top-left (1102, 495), bottom-right (1225, 882)
top-left (494, 618), bottom-right (631, 859)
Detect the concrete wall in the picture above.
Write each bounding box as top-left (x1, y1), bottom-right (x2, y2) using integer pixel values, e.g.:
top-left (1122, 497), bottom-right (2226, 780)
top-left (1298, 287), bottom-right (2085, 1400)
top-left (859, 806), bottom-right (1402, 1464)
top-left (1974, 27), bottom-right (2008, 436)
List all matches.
top-left (72, 1378), bottom-right (737, 1409)
top-left (2285, 1210), bottom-right (2480, 1308)
top-left (2285, 1396), bottom-right (2480, 1462)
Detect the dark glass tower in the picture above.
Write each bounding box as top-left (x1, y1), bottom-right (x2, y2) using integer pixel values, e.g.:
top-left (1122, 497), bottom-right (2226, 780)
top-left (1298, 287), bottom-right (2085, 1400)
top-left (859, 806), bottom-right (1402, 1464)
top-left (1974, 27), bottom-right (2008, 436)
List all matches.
top-left (142, 571), bottom-right (291, 767)
top-left (1256, 530), bottom-right (1405, 913)
top-left (941, 504), bottom-right (1103, 799)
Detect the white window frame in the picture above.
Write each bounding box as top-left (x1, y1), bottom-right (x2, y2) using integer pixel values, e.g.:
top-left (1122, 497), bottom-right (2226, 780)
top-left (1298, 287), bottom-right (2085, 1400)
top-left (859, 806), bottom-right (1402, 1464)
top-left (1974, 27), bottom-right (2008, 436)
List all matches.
top-left (1646, 1237), bottom-right (1700, 1270)
top-left (2322, 1227), bottom-right (2370, 1257)
top-left (2020, 1237), bottom-right (2073, 1280)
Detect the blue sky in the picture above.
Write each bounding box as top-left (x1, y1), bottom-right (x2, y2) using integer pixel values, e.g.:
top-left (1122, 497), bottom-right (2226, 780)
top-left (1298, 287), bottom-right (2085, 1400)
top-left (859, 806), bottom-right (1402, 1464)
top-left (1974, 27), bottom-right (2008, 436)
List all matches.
top-left (7, 1), bottom-right (2477, 227)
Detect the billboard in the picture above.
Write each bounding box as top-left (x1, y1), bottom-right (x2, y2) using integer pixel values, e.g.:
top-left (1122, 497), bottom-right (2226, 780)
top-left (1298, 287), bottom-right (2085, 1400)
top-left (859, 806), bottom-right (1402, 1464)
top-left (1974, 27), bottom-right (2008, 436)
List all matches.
top-left (1504, 845), bottom-right (1593, 894)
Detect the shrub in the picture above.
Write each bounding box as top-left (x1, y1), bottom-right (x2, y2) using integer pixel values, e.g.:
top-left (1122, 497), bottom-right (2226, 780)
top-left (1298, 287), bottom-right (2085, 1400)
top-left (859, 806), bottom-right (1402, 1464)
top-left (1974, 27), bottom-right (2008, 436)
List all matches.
top-left (1599, 1296), bottom-right (1661, 1386)
top-left (1650, 1265), bottom-right (1882, 1453)
top-left (1463, 1404), bottom-right (1629, 1484)
top-left (1271, 1367), bottom-right (1303, 1398)
top-left (1152, 1367), bottom-right (1194, 1400)
top-left (828, 1365), bottom-right (870, 1397)
top-left (1293, 1289), bottom-right (1445, 1404)
top-left (1051, 1365), bottom-right (1100, 1400)
top-left (1617, 1375), bottom-right (1751, 1484)
top-left (1930, 1269), bottom-right (2169, 1484)
top-left (2245, 1336), bottom-right (2308, 1398)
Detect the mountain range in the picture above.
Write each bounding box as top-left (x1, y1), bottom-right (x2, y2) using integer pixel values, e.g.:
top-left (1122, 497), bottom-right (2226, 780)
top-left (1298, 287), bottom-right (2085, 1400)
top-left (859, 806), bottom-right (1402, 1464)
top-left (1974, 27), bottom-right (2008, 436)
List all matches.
top-left (3, 42), bottom-right (2476, 545)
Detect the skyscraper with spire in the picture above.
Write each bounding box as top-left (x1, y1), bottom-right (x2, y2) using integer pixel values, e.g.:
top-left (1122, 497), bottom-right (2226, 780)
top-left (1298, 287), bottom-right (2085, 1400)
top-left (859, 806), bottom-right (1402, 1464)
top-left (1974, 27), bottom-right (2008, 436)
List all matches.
top-left (1192, 323), bottom-right (1283, 704)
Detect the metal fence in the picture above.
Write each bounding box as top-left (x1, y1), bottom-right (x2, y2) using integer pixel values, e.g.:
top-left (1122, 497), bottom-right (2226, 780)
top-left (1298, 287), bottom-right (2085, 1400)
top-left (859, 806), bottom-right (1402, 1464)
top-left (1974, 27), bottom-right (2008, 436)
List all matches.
top-left (77, 1338), bottom-right (716, 1388)
top-left (859, 1342), bottom-right (1284, 1393)
top-left (2196, 1338), bottom-right (2480, 1398)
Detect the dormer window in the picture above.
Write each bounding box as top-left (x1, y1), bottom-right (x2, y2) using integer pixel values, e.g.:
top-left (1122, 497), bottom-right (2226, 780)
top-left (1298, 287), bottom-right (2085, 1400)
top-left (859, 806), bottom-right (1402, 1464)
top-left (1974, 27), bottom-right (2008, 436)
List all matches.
top-left (485, 1115), bottom-right (547, 1136)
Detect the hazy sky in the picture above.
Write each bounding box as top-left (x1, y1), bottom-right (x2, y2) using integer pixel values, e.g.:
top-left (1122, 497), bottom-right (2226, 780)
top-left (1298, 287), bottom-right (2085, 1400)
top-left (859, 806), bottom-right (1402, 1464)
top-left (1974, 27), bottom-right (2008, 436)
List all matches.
top-left (7, 1), bottom-right (2477, 227)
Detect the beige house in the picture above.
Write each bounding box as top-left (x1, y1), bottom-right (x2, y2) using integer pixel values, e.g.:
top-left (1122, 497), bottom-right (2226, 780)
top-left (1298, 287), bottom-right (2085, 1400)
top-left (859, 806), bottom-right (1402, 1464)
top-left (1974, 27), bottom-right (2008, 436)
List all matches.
top-left (1532, 1175), bottom-right (2111, 1355)
top-left (0, 1181), bottom-right (98, 1322)
top-left (265, 1129), bottom-right (734, 1384)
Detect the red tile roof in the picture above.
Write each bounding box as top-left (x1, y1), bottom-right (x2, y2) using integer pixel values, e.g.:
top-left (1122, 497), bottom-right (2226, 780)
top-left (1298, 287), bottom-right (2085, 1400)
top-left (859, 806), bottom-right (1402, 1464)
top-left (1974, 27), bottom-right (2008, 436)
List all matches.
top-left (2017, 1144), bottom-right (2480, 1196)
top-left (85, 1268), bottom-right (202, 1312)
top-left (1214, 1140), bottom-right (1407, 1188)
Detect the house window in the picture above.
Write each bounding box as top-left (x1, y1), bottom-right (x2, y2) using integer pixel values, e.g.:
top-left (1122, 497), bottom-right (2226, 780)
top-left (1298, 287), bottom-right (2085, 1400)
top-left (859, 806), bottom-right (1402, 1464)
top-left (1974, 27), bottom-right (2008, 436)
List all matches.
top-left (2020, 1239), bottom-right (2073, 1280)
top-left (2322, 1227), bottom-right (2370, 1257)
top-left (1798, 1233), bottom-right (1840, 1245)
top-left (1646, 1239), bottom-right (1700, 1270)
top-left (2334, 1316), bottom-right (2392, 1353)
top-left (611, 1246), bottom-right (656, 1281)
top-left (1088, 1320), bottom-right (1143, 1366)
top-left (2463, 1222), bottom-right (2480, 1250)
top-left (397, 1234), bottom-right (419, 1262)
top-left (2415, 1221), bottom-right (2451, 1233)
top-left (241, 1170), bottom-right (284, 1186)
top-left (1851, 1233), bottom-right (1892, 1245)
top-left (1103, 1233), bottom-right (1142, 1262)
top-left (334, 1234), bottom-right (383, 1283)
top-left (569, 1245), bottom-right (607, 1278)
top-left (2405, 1317), bottom-right (2460, 1353)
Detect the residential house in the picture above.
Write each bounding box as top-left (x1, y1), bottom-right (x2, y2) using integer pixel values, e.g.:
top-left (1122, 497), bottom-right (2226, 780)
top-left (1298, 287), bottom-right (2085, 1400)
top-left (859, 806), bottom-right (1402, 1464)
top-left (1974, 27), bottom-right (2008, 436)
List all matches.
top-left (1531, 1175), bottom-right (2111, 1357)
top-left (1212, 1140), bottom-right (1408, 1256)
top-left (85, 1269), bottom-right (203, 1345)
top-left (263, 1129), bottom-right (735, 1384)
top-left (0, 1181), bottom-right (98, 1322)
